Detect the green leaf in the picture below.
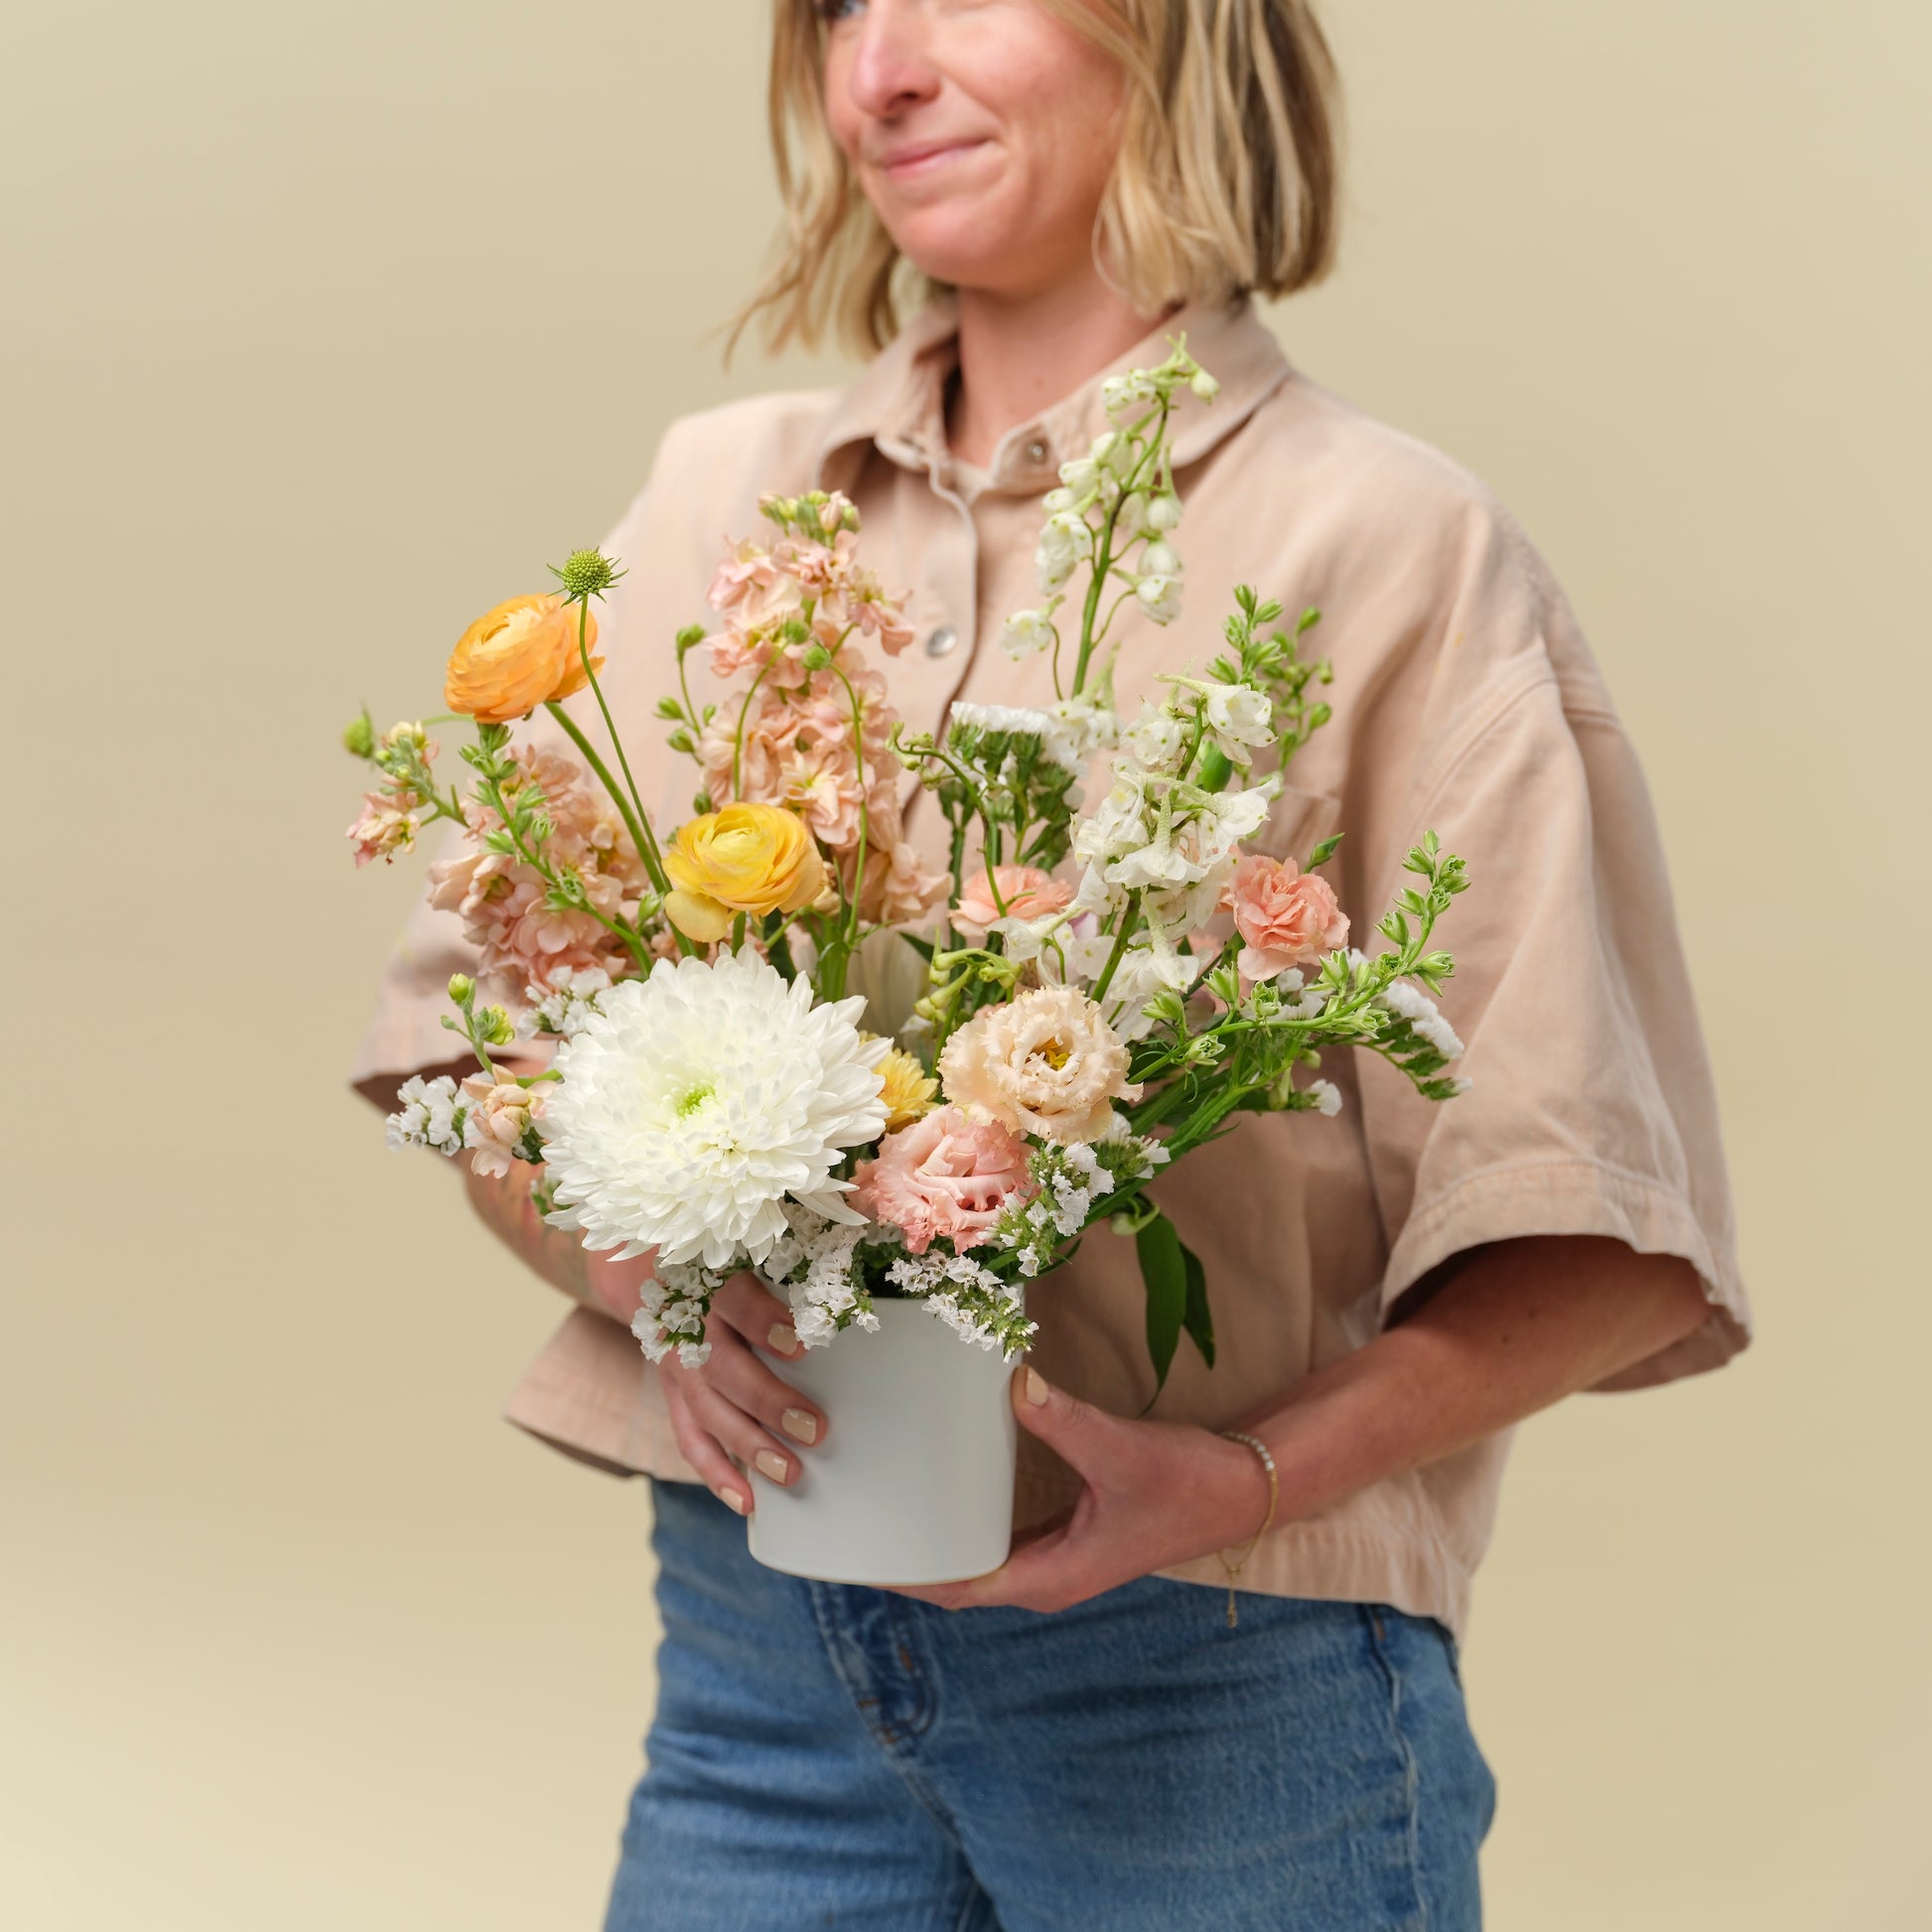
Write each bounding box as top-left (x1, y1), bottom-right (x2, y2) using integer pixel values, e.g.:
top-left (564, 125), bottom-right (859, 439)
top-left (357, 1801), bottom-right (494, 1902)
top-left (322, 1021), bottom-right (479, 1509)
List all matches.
top-left (1181, 1239), bottom-right (1214, 1368)
top-left (1135, 1213), bottom-right (1188, 1403)
top-left (1306, 833), bottom-right (1344, 870)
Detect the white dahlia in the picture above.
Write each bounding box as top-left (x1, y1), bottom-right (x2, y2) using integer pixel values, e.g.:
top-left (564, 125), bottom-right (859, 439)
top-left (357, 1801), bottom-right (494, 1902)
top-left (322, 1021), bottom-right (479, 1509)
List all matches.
top-left (539, 949), bottom-right (890, 1270)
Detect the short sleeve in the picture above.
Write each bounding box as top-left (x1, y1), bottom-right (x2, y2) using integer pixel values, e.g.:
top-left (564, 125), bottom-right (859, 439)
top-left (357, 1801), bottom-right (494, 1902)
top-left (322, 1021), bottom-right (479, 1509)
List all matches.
top-left (1356, 514), bottom-right (1749, 1392)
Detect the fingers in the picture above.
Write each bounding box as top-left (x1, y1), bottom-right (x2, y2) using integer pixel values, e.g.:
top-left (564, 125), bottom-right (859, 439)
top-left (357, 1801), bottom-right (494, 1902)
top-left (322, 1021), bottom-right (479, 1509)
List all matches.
top-left (659, 1359), bottom-right (753, 1517)
top-left (1008, 1365), bottom-right (1128, 1482)
top-left (712, 1270), bottom-right (805, 1359)
top-left (703, 1324), bottom-right (826, 1452)
top-left (682, 1371), bottom-right (805, 1492)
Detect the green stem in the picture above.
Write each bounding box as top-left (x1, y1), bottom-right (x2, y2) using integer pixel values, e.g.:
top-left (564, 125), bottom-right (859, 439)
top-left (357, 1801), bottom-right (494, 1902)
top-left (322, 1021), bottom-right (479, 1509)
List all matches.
top-left (1090, 891), bottom-right (1142, 1004)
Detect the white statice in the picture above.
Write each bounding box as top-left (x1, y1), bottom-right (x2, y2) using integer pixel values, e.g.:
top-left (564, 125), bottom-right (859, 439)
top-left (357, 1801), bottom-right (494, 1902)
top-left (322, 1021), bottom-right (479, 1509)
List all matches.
top-left (539, 949), bottom-right (889, 1270)
top-left (630, 1262), bottom-right (725, 1368)
top-left (1000, 609), bottom-right (1057, 660)
top-left (520, 963), bottom-right (613, 1037)
top-left (386, 1074), bottom-right (465, 1155)
top-left (1378, 980), bottom-right (1467, 1061)
top-left (753, 1202), bottom-right (878, 1349)
top-left (886, 1250), bottom-right (1035, 1355)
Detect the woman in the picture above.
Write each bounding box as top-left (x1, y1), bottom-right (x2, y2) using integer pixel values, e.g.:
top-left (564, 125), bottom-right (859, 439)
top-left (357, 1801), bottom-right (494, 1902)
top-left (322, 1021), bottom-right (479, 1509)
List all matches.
top-left (354, 2), bottom-right (1748, 1925)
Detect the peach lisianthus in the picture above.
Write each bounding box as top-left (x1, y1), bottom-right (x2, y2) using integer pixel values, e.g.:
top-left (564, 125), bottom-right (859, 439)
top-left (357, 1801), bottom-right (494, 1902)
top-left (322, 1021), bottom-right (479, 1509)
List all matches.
top-left (951, 864), bottom-right (1074, 938)
top-left (852, 1106), bottom-right (1034, 1255)
top-left (662, 801), bottom-right (827, 943)
top-left (445, 594), bottom-right (602, 725)
top-left (939, 984), bottom-right (1141, 1145)
top-left (1222, 854), bottom-right (1349, 987)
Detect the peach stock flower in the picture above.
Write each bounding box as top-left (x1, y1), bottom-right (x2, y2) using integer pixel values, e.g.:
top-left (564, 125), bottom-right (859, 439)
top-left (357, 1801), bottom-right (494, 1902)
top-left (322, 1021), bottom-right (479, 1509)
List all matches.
top-left (459, 1072), bottom-right (543, 1179)
top-left (939, 984), bottom-right (1141, 1145)
top-left (852, 1106), bottom-right (1034, 1254)
top-left (951, 864), bottom-right (1074, 938)
top-left (1222, 853), bottom-right (1349, 987)
top-left (662, 801), bottom-right (828, 943)
top-left (445, 594), bottom-right (602, 725)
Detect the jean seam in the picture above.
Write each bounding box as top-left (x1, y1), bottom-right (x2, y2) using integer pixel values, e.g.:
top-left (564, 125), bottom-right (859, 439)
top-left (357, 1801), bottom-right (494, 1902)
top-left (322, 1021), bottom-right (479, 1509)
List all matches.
top-left (1363, 1606), bottom-right (1432, 1932)
top-left (806, 1585), bottom-right (968, 1844)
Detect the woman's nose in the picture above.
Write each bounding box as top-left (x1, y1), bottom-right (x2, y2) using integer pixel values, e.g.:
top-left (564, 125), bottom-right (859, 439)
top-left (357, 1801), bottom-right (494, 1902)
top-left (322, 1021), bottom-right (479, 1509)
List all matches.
top-left (842, 2), bottom-right (942, 121)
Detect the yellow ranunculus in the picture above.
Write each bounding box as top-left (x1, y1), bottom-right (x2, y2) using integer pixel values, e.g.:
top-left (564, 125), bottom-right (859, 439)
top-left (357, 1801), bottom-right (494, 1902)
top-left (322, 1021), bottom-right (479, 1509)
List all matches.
top-left (662, 802), bottom-right (827, 943)
top-left (445, 593), bottom-right (602, 725)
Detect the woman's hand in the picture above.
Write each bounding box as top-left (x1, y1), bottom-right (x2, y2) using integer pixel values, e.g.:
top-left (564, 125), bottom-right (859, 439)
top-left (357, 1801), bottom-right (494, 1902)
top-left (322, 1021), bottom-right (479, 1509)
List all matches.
top-left (894, 1368), bottom-right (1275, 1614)
top-left (658, 1273), bottom-right (827, 1518)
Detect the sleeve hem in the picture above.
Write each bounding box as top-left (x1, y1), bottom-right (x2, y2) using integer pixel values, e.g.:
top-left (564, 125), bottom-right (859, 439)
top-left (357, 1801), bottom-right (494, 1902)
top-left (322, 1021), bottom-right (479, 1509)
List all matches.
top-left (1381, 1157), bottom-right (1751, 1392)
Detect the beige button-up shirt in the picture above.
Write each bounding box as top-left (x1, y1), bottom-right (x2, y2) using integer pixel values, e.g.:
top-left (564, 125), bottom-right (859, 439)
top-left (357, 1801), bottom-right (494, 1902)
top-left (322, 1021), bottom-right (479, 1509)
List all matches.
top-left (352, 296), bottom-right (1748, 1636)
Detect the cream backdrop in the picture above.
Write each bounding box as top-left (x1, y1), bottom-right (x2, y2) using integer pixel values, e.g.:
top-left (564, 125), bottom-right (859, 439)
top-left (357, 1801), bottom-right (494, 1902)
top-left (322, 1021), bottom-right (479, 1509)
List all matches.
top-left (4, 3), bottom-right (1925, 1927)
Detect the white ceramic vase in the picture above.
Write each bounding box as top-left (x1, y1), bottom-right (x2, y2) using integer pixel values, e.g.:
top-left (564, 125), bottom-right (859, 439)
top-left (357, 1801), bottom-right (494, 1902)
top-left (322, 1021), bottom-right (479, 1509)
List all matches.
top-left (746, 1299), bottom-right (1019, 1586)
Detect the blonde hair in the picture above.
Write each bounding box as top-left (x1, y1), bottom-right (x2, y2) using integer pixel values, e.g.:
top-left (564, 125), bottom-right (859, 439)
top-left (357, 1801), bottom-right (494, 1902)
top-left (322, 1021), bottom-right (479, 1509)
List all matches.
top-left (733, 0), bottom-right (1343, 359)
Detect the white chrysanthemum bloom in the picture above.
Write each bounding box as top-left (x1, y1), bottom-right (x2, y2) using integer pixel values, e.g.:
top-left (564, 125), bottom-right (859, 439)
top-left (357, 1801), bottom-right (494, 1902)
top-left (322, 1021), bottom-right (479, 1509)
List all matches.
top-left (539, 950), bottom-right (889, 1270)
top-left (1000, 609), bottom-right (1056, 660)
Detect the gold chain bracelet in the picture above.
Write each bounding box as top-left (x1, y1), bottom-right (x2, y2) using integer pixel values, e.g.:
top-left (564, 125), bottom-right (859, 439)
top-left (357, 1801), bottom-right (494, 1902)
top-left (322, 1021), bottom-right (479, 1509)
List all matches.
top-left (1216, 1432), bottom-right (1280, 1629)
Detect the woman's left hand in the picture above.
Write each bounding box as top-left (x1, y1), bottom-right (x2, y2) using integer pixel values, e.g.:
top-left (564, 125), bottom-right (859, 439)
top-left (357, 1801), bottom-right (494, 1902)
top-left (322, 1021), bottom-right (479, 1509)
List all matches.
top-left (892, 1367), bottom-right (1277, 1614)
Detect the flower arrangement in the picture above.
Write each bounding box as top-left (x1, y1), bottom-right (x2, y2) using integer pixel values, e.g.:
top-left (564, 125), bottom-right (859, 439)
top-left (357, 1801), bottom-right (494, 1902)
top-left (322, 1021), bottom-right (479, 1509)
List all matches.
top-left (348, 341), bottom-right (1471, 1396)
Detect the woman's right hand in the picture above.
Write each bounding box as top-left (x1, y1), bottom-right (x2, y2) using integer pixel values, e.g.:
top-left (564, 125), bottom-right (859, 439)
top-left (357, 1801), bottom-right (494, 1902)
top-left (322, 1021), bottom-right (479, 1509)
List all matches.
top-left (657, 1273), bottom-right (826, 1517)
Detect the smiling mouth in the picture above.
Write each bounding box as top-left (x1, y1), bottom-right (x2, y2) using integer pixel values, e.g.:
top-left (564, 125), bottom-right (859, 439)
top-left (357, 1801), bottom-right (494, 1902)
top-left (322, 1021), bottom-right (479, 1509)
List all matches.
top-left (877, 138), bottom-right (988, 179)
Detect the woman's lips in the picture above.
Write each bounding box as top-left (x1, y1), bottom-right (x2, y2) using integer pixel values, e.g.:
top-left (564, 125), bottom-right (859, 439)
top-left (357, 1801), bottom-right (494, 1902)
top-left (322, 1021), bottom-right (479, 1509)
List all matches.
top-left (877, 138), bottom-right (988, 180)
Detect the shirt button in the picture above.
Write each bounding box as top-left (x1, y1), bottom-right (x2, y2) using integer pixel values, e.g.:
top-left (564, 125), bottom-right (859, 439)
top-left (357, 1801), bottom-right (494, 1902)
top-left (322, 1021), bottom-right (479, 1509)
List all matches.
top-left (1024, 438), bottom-right (1048, 465)
top-left (924, 623), bottom-right (960, 658)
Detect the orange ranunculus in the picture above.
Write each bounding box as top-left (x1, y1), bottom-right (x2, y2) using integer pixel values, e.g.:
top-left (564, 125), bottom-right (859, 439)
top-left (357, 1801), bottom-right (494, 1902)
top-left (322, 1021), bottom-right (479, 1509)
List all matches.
top-left (445, 594), bottom-right (602, 725)
top-left (662, 802), bottom-right (827, 943)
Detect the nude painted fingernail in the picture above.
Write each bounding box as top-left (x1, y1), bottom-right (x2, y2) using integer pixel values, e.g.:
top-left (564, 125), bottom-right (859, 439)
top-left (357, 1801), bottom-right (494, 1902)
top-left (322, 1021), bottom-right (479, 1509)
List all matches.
top-left (767, 1323), bottom-right (800, 1357)
top-left (1024, 1367), bottom-right (1050, 1408)
top-left (781, 1408), bottom-right (819, 1446)
top-left (716, 1488), bottom-right (748, 1515)
top-left (755, 1449), bottom-right (790, 1482)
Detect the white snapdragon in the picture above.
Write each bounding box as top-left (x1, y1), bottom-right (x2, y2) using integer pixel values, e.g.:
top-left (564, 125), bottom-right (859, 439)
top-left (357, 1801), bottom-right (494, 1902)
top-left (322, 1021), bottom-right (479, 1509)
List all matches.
top-left (1378, 980), bottom-right (1467, 1061)
top-left (1000, 609), bottom-right (1057, 660)
top-left (386, 1074), bottom-right (465, 1155)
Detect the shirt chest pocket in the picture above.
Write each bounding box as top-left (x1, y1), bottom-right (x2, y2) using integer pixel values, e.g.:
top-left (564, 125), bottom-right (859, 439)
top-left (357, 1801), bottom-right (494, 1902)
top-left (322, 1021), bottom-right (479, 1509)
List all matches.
top-left (1244, 782), bottom-right (1343, 869)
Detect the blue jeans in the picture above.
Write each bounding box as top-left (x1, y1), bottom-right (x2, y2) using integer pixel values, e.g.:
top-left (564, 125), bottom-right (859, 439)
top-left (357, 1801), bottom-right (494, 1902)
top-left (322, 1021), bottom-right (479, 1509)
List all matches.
top-left (606, 1479), bottom-right (1495, 1931)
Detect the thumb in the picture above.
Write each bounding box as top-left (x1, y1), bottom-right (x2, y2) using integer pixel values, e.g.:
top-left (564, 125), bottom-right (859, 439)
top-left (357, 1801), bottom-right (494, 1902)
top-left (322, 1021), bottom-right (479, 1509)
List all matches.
top-left (1010, 1365), bottom-right (1120, 1479)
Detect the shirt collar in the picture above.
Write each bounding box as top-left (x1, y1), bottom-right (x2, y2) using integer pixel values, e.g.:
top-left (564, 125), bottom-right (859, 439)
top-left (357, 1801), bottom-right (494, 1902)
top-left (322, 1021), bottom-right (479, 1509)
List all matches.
top-left (811, 293), bottom-right (1293, 496)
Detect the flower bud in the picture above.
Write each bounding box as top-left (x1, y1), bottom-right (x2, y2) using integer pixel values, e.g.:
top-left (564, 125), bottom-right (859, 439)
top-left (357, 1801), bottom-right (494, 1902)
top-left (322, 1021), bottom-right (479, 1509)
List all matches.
top-left (1141, 540), bottom-right (1180, 577)
top-left (342, 712), bottom-right (376, 759)
top-left (553, 548), bottom-right (623, 600)
top-left (800, 643), bottom-right (834, 671)
top-left (447, 973), bottom-right (475, 1005)
top-left (479, 1005), bottom-right (516, 1045)
top-left (675, 623), bottom-right (708, 652)
top-left (1147, 491), bottom-right (1182, 533)
top-left (1189, 369), bottom-right (1221, 402)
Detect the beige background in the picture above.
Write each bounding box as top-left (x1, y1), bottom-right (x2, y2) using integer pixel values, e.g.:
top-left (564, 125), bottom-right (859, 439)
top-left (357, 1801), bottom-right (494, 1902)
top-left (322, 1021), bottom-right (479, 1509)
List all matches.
top-left (4, 3), bottom-right (1926, 1926)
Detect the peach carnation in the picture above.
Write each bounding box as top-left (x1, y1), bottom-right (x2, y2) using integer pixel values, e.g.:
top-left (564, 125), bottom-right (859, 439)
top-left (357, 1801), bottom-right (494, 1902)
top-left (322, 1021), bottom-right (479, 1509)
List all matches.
top-left (852, 1106), bottom-right (1034, 1255)
top-left (938, 984), bottom-right (1141, 1145)
top-left (1222, 854), bottom-right (1349, 988)
top-left (951, 864), bottom-right (1073, 938)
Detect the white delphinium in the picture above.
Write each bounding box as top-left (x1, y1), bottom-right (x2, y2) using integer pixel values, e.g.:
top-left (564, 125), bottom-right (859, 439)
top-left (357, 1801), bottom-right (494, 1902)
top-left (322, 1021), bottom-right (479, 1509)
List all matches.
top-left (386, 1074), bottom-right (466, 1155)
top-left (1035, 509), bottom-right (1092, 595)
top-left (1000, 609), bottom-right (1057, 660)
top-left (1134, 575), bottom-right (1182, 626)
top-left (1378, 979), bottom-right (1467, 1061)
top-left (540, 949), bottom-right (889, 1270)
top-left (1042, 692), bottom-right (1119, 767)
top-left (1307, 1079), bottom-right (1343, 1117)
top-left (520, 963), bottom-right (613, 1037)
